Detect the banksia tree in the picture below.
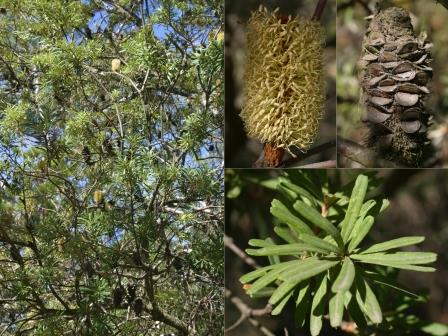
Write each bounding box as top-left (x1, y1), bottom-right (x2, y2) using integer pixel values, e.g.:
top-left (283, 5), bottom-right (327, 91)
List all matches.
top-left (0, 0), bottom-right (223, 334)
top-left (240, 5), bottom-right (325, 167)
top-left (358, 7), bottom-right (433, 167)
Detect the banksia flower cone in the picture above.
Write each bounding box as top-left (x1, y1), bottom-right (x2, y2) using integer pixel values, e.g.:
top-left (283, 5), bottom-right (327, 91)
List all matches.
top-left (359, 7), bottom-right (433, 167)
top-left (240, 6), bottom-right (325, 152)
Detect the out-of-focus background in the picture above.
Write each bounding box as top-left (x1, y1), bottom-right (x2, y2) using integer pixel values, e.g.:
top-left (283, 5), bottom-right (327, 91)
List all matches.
top-left (337, 0), bottom-right (448, 167)
top-left (225, 169), bottom-right (448, 336)
top-left (225, 0), bottom-right (336, 167)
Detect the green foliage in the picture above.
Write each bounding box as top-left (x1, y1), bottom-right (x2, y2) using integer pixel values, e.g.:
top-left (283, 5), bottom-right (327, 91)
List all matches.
top-left (0, 0), bottom-right (223, 335)
top-left (239, 172), bottom-right (438, 336)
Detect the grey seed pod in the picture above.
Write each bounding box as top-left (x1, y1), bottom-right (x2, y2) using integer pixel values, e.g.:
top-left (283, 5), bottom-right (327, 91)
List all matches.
top-left (358, 7), bottom-right (433, 167)
top-left (132, 297), bottom-right (144, 317)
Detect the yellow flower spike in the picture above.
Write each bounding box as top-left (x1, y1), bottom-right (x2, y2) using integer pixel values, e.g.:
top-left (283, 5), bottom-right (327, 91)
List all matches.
top-left (240, 7), bottom-right (325, 153)
top-left (94, 189), bottom-right (103, 204)
top-left (111, 58), bottom-right (121, 72)
top-left (56, 237), bottom-right (65, 253)
top-left (216, 31), bottom-right (224, 42)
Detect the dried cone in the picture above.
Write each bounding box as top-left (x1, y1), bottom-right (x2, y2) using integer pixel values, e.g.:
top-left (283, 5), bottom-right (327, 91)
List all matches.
top-left (359, 7), bottom-right (432, 167)
top-left (240, 6), bottom-right (324, 153)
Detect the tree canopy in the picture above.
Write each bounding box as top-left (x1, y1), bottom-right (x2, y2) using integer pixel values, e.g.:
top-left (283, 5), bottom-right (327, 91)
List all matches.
top-left (0, 0), bottom-right (223, 335)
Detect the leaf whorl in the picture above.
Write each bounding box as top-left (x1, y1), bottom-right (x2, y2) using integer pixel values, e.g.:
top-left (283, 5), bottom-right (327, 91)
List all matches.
top-left (359, 7), bottom-right (433, 167)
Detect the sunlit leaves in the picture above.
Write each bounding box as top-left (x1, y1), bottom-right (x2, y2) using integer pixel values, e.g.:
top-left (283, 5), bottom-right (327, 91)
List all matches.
top-left (0, 103), bottom-right (28, 139)
top-left (0, 0), bottom-right (223, 334)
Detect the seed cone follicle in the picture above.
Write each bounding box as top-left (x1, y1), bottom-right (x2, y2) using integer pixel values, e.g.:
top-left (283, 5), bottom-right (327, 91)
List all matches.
top-left (358, 7), bottom-right (433, 167)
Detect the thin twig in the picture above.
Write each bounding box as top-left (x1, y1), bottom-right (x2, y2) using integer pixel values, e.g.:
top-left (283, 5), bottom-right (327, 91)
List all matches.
top-left (224, 235), bottom-right (260, 269)
top-left (298, 160), bottom-right (336, 168)
top-left (225, 289), bottom-right (272, 317)
top-left (281, 140), bottom-right (336, 167)
top-left (337, 137), bottom-right (401, 168)
top-left (312, 0), bottom-right (328, 21)
top-left (225, 288), bottom-right (274, 336)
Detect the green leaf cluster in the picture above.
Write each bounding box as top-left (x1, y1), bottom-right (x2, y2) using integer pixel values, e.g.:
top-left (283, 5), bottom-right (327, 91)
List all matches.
top-left (240, 173), bottom-right (437, 335)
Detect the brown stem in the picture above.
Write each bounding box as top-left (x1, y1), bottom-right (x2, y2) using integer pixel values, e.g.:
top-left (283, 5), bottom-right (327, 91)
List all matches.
top-left (264, 144), bottom-right (285, 168)
top-left (312, 0), bottom-right (328, 21)
top-left (298, 160), bottom-right (336, 168)
top-left (337, 137), bottom-right (401, 168)
top-left (225, 288), bottom-right (275, 336)
top-left (224, 235), bottom-right (260, 269)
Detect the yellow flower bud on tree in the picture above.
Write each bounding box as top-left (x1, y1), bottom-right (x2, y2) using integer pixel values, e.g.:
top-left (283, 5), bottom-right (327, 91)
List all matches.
top-left (94, 189), bottom-right (103, 204)
top-left (111, 58), bottom-right (121, 72)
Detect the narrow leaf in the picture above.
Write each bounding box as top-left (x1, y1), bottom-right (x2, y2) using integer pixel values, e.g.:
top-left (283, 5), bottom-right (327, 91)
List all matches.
top-left (271, 290), bottom-right (294, 315)
top-left (277, 183), bottom-right (298, 202)
top-left (355, 278), bottom-right (382, 324)
top-left (239, 267), bottom-right (269, 284)
top-left (360, 236), bottom-right (425, 254)
top-left (246, 243), bottom-right (328, 256)
top-left (248, 239), bottom-right (275, 247)
top-left (347, 216), bottom-right (374, 252)
top-left (274, 226), bottom-right (298, 244)
top-left (295, 282), bottom-right (310, 328)
top-left (266, 238), bottom-right (281, 265)
top-left (359, 199), bottom-right (376, 218)
top-left (293, 200), bottom-right (343, 246)
top-left (296, 282), bottom-right (310, 306)
top-left (332, 257), bottom-right (356, 293)
top-left (351, 252), bottom-right (437, 265)
top-left (269, 281), bottom-right (297, 305)
top-left (421, 322), bottom-right (448, 336)
top-left (271, 199), bottom-right (314, 235)
top-left (287, 170), bottom-right (322, 200)
top-left (279, 179), bottom-right (316, 203)
top-left (341, 174), bottom-right (369, 243)
top-left (280, 258), bottom-right (338, 283)
top-left (329, 292), bottom-right (345, 327)
top-left (239, 260), bottom-right (298, 284)
top-left (379, 198), bottom-right (390, 213)
top-left (250, 287), bottom-right (276, 298)
top-left (300, 233), bottom-right (342, 254)
top-left (310, 274), bottom-right (327, 336)
top-left (365, 262), bottom-right (436, 272)
top-left (347, 290), bottom-right (368, 329)
top-left (345, 199), bottom-right (375, 236)
top-left (247, 262), bottom-right (294, 295)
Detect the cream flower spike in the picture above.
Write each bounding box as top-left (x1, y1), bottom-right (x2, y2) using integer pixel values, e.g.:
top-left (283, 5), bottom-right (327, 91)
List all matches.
top-left (240, 6), bottom-right (325, 154)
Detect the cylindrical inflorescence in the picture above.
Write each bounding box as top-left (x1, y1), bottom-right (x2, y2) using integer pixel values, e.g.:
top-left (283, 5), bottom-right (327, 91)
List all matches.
top-left (359, 7), bottom-right (433, 167)
top-left (240, 6), bottom-right (325, 152)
